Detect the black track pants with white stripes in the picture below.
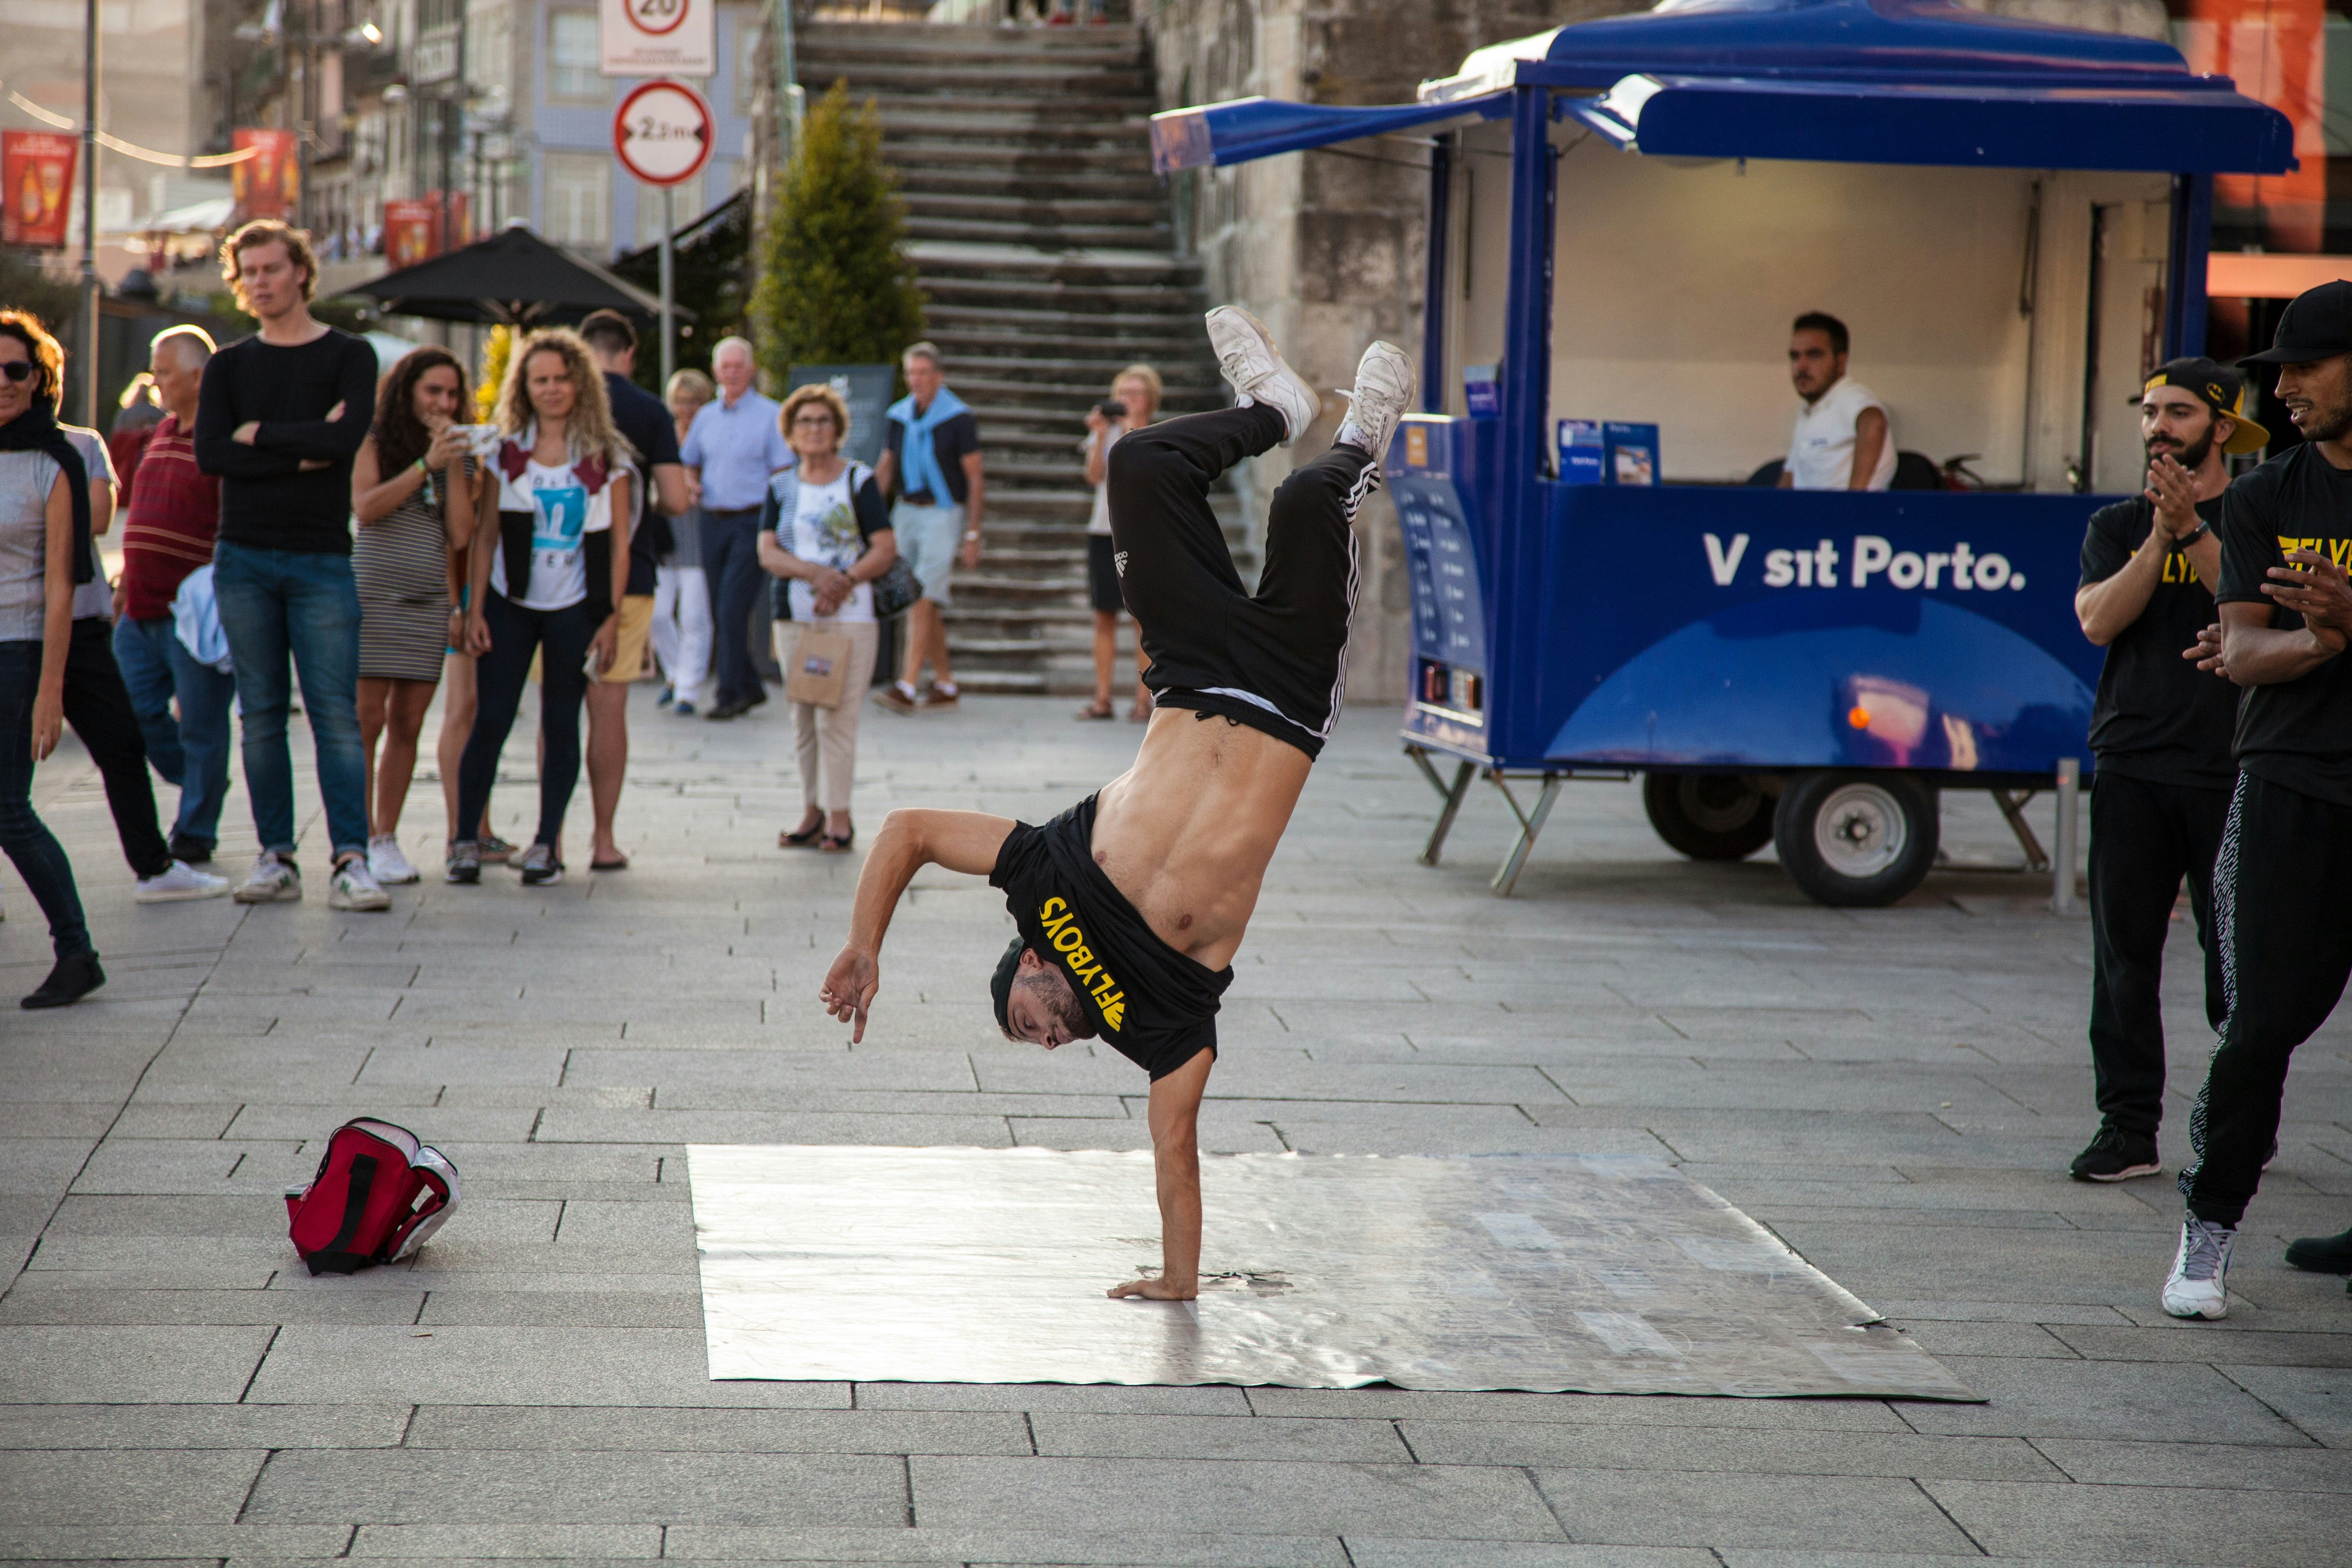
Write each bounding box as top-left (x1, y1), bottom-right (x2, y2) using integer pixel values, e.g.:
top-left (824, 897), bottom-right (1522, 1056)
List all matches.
top-left (1106, 403), bottom-right (1375, 759)
top-left (2182, 771), bottom-right (2352, 1226)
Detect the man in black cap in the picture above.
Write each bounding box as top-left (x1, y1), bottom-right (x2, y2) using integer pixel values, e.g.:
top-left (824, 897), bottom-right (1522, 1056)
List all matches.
top-left (817, 311), bottom-right (1415, 1302)
top-left (2068, 359), bottom-right (2265, 1184)
top-left (2166, 279), bottom-right (2352, 1318)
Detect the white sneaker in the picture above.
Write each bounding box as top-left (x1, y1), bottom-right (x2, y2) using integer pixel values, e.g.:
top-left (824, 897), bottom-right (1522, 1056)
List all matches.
top-left (1336, 340), bottom-right (1416, 464)
top-left (2161, 1216), bottom-right (2237, 1320)
top-left (232, 852), bottom-right (303, 904)
top-left (328, 855), bottom-right (392, 912)
top-left (367, 834), bottom-right (420, 885)
top-left (135, 860), bottom-right (230, 903)
top-left (1205, 305), bottom-right (1320, 444)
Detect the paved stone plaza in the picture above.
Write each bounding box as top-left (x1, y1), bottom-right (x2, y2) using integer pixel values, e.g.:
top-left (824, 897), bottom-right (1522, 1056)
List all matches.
top-left (1, 689), bottom-right (2346, 1566)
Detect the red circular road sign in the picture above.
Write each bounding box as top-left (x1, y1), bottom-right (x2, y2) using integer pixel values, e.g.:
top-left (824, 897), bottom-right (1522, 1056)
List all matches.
top-left (622, 0), bottom-right (690, 38)
top-left (613, 79), bottom-right (714, 188)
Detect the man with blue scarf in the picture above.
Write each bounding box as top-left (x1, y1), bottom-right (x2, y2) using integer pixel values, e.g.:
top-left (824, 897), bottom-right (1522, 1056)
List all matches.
top-left (872, 342), bottom-right (983, 712)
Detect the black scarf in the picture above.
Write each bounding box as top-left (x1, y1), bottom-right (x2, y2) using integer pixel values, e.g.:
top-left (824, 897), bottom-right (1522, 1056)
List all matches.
top-left (0, 405), bottom-right (96, 585)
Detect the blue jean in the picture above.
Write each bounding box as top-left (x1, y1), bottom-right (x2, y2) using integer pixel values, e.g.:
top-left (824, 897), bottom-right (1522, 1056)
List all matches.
top-left (212, 542), bottom-right (370, 859)
top-left (0, 640), bottom-right (94, 960)
top-left (112, 614), bottom-right (236, 850)
top-left (705, 507), bottom-right (765, 708)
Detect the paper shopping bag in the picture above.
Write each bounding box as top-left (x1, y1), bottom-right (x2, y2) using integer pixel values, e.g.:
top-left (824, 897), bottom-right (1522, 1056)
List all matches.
top-left (786, 625), bottom-right (853, 708)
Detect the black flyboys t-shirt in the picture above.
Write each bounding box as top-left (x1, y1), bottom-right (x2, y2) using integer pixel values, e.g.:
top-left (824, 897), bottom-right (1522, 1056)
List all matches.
top-left (2214, 446), bottom-right (2352, 805)
top-left (990, 794), bottom-right (1231, 1079)
top-left (2078, 493), bottom-right (2236, 789)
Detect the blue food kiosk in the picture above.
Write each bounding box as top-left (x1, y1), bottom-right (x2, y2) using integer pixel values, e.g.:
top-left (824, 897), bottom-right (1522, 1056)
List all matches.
top-left (1152, 0), bottom-right (2293, 905)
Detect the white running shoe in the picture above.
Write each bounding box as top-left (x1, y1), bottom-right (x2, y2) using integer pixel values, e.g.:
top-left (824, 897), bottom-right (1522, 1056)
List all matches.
top-left (367, 834), bottom-right (420, 885)
top-left (328, 855), bottom-right (393, 912)
top-left (232, 852), bottom-right (303, 904)
top-left (1336, 340), bottom-right (1416, 464)
top-left (2161, 1216), bottom-right (2237, 1320)
top-left (134, 860), bottom-right (230, 904)
top-left (1205, 305), bottom-right (1320, 444)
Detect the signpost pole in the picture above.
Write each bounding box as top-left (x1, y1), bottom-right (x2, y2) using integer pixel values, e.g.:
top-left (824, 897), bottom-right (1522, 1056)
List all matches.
top-left (79, 0), bottom-right (99, 429)
top-left (659, 183), bottom-right (676, 389)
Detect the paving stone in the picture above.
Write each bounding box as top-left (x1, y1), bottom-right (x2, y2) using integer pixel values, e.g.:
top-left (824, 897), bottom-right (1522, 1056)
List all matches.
top-left (855, 1383), bottom-right (1252, 1416)
top-left (1898, 1358), bottom-right (2316, 1442)
top-left (1531, 1467), bottom-right (1978, 1553)
top-left (1924, 1478), bottom-right (2349, 1565)
top-left (1244, 1388), bottom-right (1911, 1430)
top-left (345, 1522), bottom-right (662, 1556)
top-left (908, 1455), bottom-right (1562, 1539)
top-left (1346, 1547), bottom-right (1722, 1568)
top-left (0, 1286), bottom-right (423, 1326)
top-left (2214, 1364), bottom-right (2350, 1444)
top-left (0, 1325), bottom-right (275, 1403)
top-left (245, 1448), bottom-right (907, 1525)
top-left (2032, 1437), bottom-right (2352, 1491)
top-left (247, 1326), bottom-right (842, 1406)
top-left (661, 1526), bottom-right (1349, 1565)
top-left (0, 1403), bottom-right (408, 1449)
top-left (1030, 1413), bottom-right (1411, 1462)
top-left (0, 1448), bottom-right (267, 1523)
top-left (414, 1289), bottom-right (702, 1328)
top-left (0, 1525), bottom-right (354, 1560)
top-left (1401, 1421), bottom-right (2057, 1479)
top-left (405, 1406), bottom-right (1032, 1454)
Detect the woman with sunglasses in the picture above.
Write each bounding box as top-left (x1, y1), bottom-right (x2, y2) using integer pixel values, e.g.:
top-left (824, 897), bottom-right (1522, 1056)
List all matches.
top-left (0, 311), bottom-right (105, 1006)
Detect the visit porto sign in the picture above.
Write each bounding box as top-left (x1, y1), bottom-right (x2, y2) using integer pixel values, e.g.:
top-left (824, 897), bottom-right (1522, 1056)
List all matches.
top-left (600, 0), bottom-right (714, 79)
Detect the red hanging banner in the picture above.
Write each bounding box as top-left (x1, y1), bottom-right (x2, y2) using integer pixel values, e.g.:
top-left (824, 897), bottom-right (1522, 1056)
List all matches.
top-left (232, 129), bottom-right (300, 221)
top-left (2, 131), bottom-right (78, 249)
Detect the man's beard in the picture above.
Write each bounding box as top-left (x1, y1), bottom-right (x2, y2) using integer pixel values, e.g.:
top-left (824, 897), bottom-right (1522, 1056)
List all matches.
top-left (2147, 426), bottom-right (2214, 472)
top-left (1017, 969), bottom-right (1093, 1039)
top-left (2295, 385), bottom-right (2352, 444)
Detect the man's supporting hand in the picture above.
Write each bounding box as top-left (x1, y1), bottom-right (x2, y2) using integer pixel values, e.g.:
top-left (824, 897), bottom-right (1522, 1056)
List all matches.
top-left (820, 945), bottom-right (880, 1043)
top-left (1108, 1045), bottom-right (1212, 1300)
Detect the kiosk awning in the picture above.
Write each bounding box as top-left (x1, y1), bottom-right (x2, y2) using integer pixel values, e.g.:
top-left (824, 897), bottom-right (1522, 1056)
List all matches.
top-left (1564, 72), bottom-right (2292, 173)
top-left (1149, 94), bottom-right (1507, 175)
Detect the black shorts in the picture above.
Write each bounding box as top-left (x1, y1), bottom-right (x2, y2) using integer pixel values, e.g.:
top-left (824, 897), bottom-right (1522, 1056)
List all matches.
top-left (1105, 404), bottom-right (1378, 761)
top-left (1086, 533), bottom-right (1125, 614)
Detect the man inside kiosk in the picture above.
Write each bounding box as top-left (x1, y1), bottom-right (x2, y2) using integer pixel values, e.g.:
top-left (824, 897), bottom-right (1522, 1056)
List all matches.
top-left (818, 309), bottom-right (1417, 1302)
top-left (1778, 311), bottom-right (1896, 492)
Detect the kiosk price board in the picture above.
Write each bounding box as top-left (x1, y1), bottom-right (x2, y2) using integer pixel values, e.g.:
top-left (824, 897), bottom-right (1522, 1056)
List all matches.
top-left (1153, 0), bottom-right (2294, 907)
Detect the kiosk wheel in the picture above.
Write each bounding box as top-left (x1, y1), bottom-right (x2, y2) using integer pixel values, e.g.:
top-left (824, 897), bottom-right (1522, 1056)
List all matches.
top-left (1643, 773), bottom-right (1775, 861)
top-left (1773, 772), bottom-right (1939, 908)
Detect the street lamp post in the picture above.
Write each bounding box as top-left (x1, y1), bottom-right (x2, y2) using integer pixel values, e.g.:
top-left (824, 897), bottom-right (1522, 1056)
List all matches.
top-left (79, 0), bottom-right (100, 428)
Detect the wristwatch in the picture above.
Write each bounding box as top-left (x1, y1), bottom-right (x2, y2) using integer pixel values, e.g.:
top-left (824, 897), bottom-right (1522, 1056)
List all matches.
top-left (2184, 521), bottom-right (2212, 544)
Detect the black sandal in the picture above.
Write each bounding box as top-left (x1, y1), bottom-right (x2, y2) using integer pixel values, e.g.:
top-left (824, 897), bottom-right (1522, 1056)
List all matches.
top-left (818, 827), bottom-right (856, 852)
top-left (780, 814), bottom-right (825, 848)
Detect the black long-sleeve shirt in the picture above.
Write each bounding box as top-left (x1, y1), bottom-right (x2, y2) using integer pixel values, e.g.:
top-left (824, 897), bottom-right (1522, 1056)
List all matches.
top-left (193, 328), bottom-right (377, 554)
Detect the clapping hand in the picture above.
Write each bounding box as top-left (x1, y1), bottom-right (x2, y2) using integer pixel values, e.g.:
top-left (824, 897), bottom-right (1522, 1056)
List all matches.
top-left (2146, 454), bottom-right (2200, 540)
top-left (2266, 549), bottom-right (2352, 651)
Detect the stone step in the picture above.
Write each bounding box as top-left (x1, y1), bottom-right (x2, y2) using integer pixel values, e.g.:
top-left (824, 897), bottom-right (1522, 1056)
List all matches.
top-left (844, 88), bottom-right (1156, 120)
top-left (927, 307), bottom-right (1208, 352)
top-left (911, 240), bottom-right (1198, 284)
top-left (881, 139), bottom-right (1155, 178)
top-left (941, 352), bottom-right (1219, 386)
top-left (897, 167), bottom-right (1162, 201)
top-left (900, 190), bottom-right (1168, 226)
top-left (903, 214), bottom-right (1169, 248)
top-left (872, 107), bottom-right (1155, 144)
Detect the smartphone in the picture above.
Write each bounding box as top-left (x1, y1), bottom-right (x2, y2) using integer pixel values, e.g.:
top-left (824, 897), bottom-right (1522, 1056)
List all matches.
top-left (448, 423), bottom-right (504, 459)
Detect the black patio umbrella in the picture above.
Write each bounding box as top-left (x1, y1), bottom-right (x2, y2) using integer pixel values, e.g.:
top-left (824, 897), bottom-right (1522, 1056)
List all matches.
top-left (338, 223), bottom-right (694, 328)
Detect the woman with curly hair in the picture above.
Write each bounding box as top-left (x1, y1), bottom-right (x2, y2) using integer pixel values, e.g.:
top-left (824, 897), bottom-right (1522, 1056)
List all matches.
top-left (350, 346), bottom-right (487, 885)
top-left (447, 328), bottom-right (635, 888)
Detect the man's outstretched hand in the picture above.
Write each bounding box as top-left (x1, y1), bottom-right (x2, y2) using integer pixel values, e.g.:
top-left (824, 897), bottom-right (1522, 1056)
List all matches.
top-left (820, 945), bottom-right (879, 1043)
top-left (1109, 1273), bottom-right (1199, 1301)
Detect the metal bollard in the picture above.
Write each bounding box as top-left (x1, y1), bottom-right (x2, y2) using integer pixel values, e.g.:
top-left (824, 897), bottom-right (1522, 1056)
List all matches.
top-left (2052, 757), bottom-right (2080, 916)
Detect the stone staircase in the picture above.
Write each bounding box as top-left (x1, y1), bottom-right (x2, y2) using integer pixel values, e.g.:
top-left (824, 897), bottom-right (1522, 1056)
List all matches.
top-left (796, 20), bottom-right (1237, 696)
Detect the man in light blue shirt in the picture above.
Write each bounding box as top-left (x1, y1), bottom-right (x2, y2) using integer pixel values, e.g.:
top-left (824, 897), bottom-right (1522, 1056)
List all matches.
top-left (681, 335), bottom-right (792, 718)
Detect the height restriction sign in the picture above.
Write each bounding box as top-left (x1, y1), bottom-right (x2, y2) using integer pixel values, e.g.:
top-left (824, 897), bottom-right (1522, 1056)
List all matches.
top-left (600, 0), bottom-right (714, 78)
top-left (613, 80), bottom-right (714, 188)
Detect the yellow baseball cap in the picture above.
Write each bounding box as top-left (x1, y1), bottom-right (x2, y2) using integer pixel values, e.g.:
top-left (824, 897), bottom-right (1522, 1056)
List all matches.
top-left (2137, 357), bottom-right (2269, 456)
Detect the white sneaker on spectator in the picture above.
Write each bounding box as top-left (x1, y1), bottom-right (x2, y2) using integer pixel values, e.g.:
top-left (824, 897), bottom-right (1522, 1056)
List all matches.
top-left (368, 834), bottom-right (420, 885)
top-left (232, 852), bottom-right (303, 904)
top-left (328, 855), bottom-right (392, 912)
top-left (135, 861), bottom-right (230, 903)
top-left (2161, 1217), bottom-right (2237, 1320)
top-left (1206, 306), bottom-right (1320, 444)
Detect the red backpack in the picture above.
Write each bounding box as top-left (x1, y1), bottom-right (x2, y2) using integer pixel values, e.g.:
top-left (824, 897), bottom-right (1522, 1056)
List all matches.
top-left (284, 1118), bottom-right (461, 1275)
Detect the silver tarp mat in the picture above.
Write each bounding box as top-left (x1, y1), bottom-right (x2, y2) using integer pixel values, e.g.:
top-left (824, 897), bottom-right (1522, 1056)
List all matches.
top-left (687, 1145), bottom-right (1979, 1400)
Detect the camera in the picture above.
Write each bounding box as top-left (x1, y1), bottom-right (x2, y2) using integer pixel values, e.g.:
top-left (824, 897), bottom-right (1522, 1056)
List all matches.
top-left (1094, 400), bottom-right (1127, 421)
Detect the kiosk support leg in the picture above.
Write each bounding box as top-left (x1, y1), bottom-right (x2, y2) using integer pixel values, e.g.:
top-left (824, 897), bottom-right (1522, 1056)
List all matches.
top-left (1406, 747), bottom-right (1477, 867)
top-left (2052, 759), bottom-right (2082, 916)
top-left (1992, 790), bottom-right (2050, 872)
top-left (1489, 772), bottom-right (1562, 897)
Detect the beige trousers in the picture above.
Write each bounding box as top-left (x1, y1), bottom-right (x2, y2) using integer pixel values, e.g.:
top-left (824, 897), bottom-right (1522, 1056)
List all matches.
top-left (777, 618), bottom-right (880, 813)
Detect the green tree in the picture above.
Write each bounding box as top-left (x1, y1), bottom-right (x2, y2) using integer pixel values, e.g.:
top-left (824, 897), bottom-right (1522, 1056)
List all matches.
top-left (751, 80), bottom-right (926, 384)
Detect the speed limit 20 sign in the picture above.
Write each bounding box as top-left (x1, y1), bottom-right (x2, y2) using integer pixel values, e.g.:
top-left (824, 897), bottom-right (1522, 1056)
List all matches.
top-left (614, 80), bottom-right (714, 188)
top-left (599, 0), bottom-right (714, 78)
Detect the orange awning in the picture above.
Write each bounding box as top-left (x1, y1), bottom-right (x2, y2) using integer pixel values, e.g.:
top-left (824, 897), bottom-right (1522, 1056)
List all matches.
top-left (2208, 253), bottom-right (2352, 299)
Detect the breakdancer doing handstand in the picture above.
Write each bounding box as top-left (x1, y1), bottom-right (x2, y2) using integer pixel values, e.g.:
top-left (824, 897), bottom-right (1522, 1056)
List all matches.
top-left (820, 309), bottom-right (1414, 1300)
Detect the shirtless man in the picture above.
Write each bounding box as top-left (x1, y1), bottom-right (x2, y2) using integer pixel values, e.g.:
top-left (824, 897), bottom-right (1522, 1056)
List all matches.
top-left (820, 309), bottom-right (1415, 1301)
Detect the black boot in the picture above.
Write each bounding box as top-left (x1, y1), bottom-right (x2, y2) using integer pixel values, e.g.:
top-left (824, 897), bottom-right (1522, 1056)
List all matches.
top-left (22, 953), bottom-right (106, 1010)
top-left (2284, 1225), bottom-right (2352, 1274)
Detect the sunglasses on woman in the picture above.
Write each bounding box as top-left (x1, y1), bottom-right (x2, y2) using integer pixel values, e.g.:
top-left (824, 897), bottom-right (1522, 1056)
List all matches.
top-left (0, 360), bottom-right (36, 384)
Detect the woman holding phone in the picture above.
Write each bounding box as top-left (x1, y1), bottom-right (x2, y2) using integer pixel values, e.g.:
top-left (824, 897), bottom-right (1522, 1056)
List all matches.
top-left (446, 328), bottom-right (634, 888)
top-left (351, 347), bottom-right (486, 886)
